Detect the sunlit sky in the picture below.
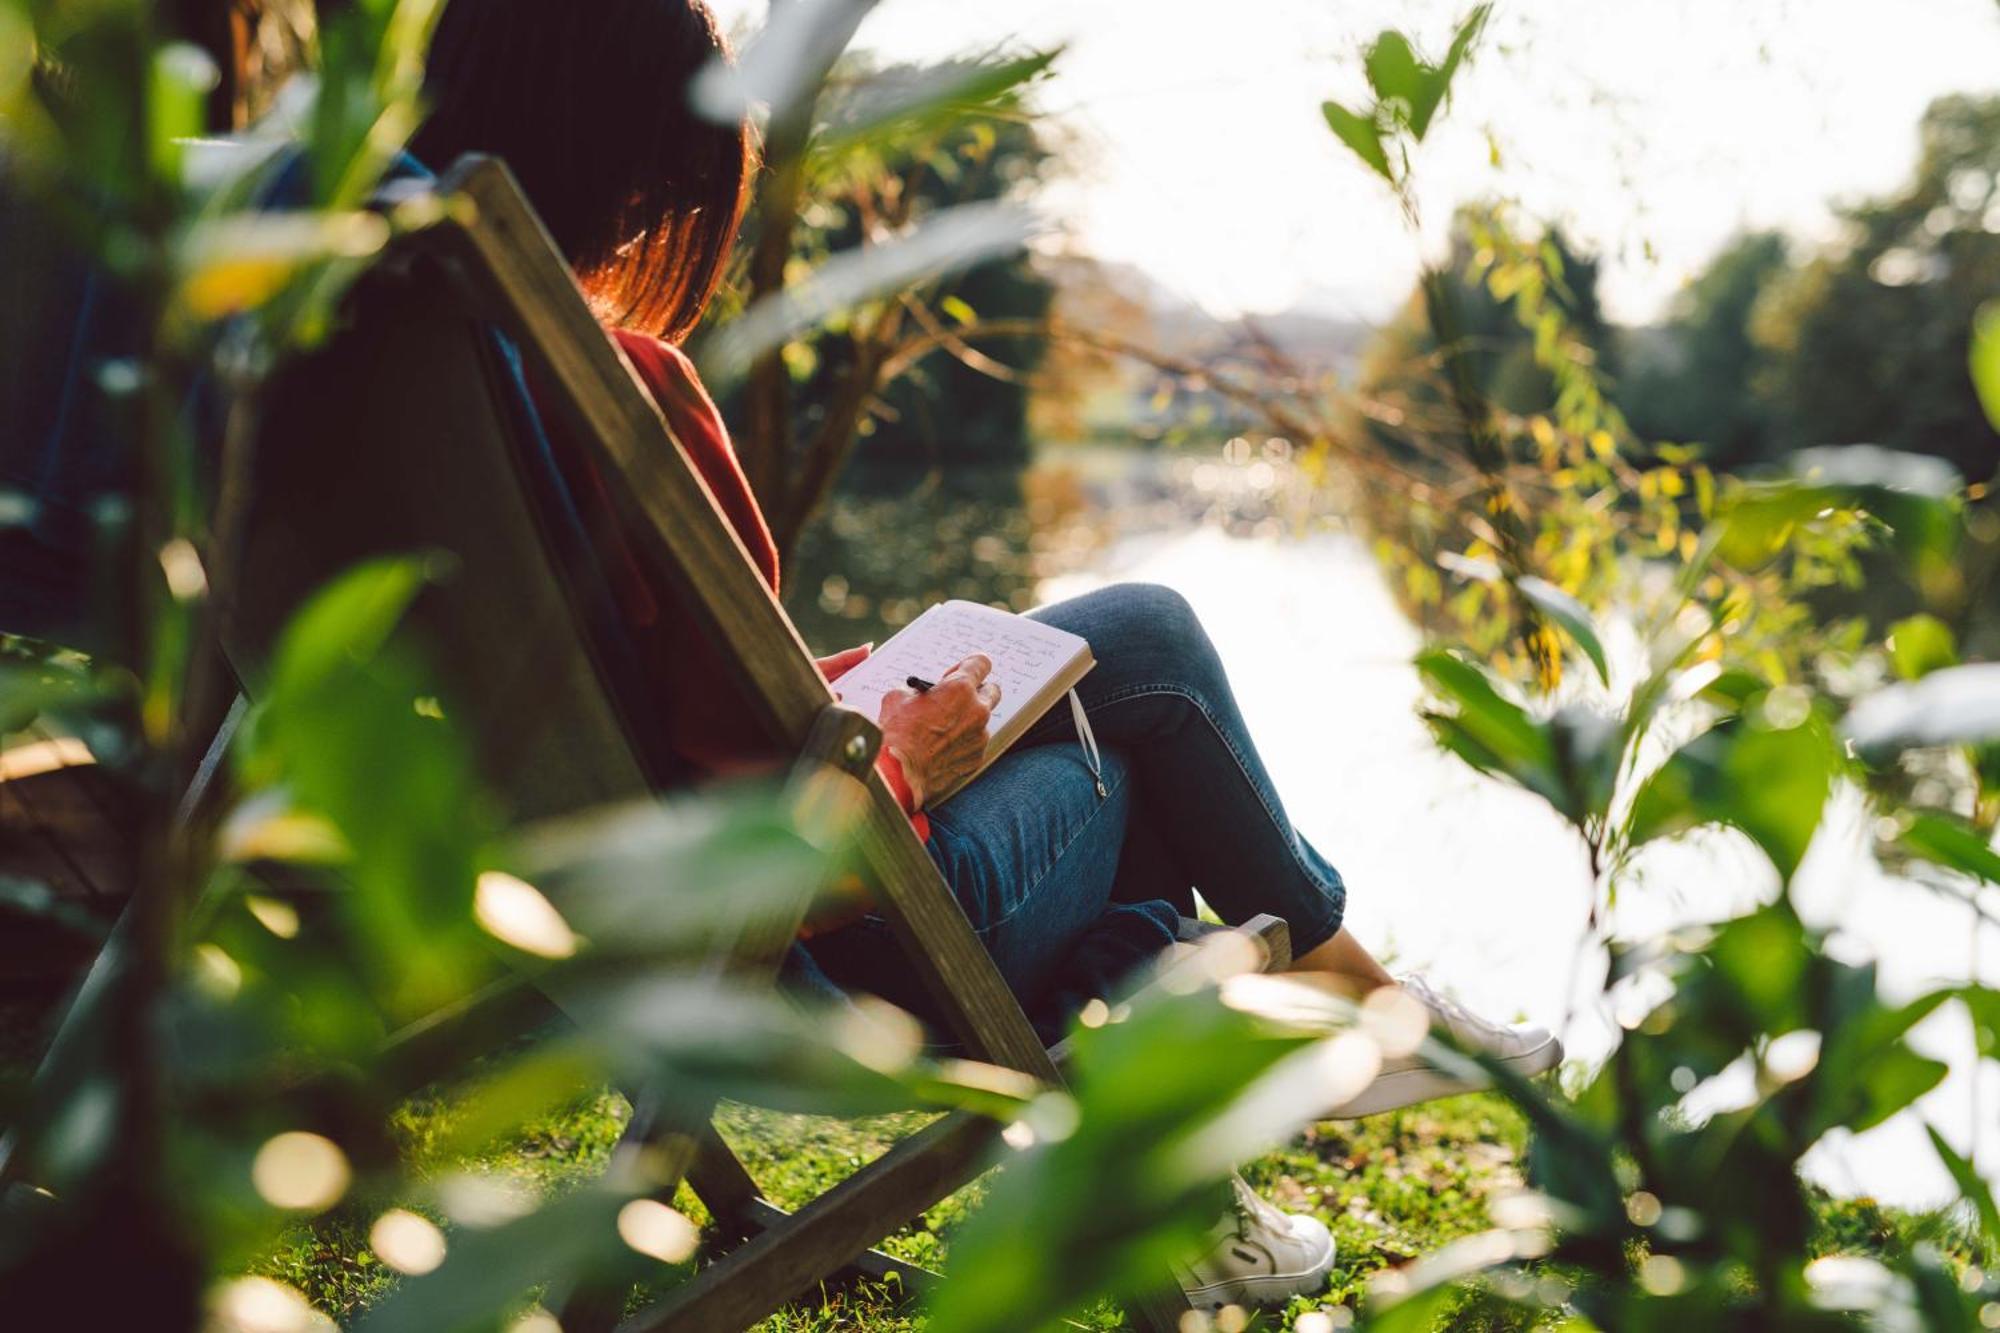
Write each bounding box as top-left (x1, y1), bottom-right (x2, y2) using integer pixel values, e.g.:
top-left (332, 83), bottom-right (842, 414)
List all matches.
top-left (708, 0), bottom-right (2000, 325)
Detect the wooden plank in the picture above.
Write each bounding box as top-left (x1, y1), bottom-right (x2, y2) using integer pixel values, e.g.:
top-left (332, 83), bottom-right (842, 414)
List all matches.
top-left (557, 711), bottom-right (884, 1333)
top-left (433, 158), bottom-right (832, 745)
top-left (738, 1199), bottom-right (938, 1297)
top-left (1248, 914), bottom-right (1291, 972)
top-left (429, 158), bottom-right (1055, 1080)
top-left (617, 1112), bottom-right (998, 1333)
top-left (687, 1124), bottom-right (765, 1240)
top-left (213, 250), bottom-right (655, 828)
top-left (1176, 913), bottom-right (1292, 973)
top-left (689, 1134), bottom-right (938, 1297)
top-left (667, 907), bottom-right (1303, 1332)
top-left (0, 747), bottom-right (134, 988)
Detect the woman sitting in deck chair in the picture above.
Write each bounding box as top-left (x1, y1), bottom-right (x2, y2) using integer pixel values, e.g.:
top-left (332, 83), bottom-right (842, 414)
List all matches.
top-left (410, 0), bottom-right (1561, 1310)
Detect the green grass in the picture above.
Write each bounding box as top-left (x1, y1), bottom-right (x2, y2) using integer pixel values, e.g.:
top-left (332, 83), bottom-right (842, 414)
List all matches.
top-left (245, 1076), bottom-right (1991, 1332)
top-left (5, 983), bottom-right (1983, 1332)
top-left (249, 1080), bottom-right (1550, 1330)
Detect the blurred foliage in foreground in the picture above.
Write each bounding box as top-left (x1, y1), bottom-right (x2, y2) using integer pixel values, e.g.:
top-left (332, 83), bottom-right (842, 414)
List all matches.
top-left (3, 3), bottom-right (1999, 1333)
top-left (1307, 10), bottom-right (2000, 1332)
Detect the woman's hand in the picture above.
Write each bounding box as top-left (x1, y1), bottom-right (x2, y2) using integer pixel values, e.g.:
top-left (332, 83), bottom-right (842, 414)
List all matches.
top-left (876, 654), bottom-right (1000, 808)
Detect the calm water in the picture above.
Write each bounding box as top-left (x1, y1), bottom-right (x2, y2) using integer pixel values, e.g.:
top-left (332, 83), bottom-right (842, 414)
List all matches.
top-left (799, 445), bottom-right (2000, 1209)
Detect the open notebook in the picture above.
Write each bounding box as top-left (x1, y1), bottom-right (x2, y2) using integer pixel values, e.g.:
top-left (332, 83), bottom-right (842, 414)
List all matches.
top-left (829, 600), bottom-right (1097, 805)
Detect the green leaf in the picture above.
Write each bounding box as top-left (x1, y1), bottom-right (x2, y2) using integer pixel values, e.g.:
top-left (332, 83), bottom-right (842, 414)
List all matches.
top-left (1832, 1045), bottom-right (1950, 1138)
top-left (1364, 30), bottom-right (1425, 111)
top-left (698, 202), bottom-right (1035, 386)
top-left (1361, 7), bottom-right (1490, 141)
top-left (1972, 301), bottom-right (2000, 432)
top-left (1321, 99), bottom-right (1392, 181)
top-left (354, 1184), bottom-right (641, 1333)
top-left (1961, 985), bottom-right (2000, 1060)
top-left (1897, 810), bottom-right (2000, 886)
top-left (1708, 899), bottom-right (1813, 1033)
top-left (1415, 651), bottom-right (1574, 818)
top-left (1366, 1283), bottom-right (1472, 1333)
top-left (1844, 663), bottom-right (2000, 760)
top-left (1714, 482), bottom-right (1836, 570)
top-left (928, 976), bottom-right (1326, 1333)
top-left (0, 659), bottom-right (99, 735)
top-left (814, 50), bottom-right (1061, 157)
top-left (1549, 704), bottom-right (1623, 827)
top-left (574, 976), bottom-right (1038, 1122)
top-left (1716, 462), bottom-right (1960, 576)
top-left (1926, 1123), bottom-right (2000, 1248)
top-left (262, 555), bottom-right (430, 707)
top-left (1699, 668), bottom-right (1771, 713)
top-left (1805, 987), bottom-right (1953, 1139)
top-left (1438, 5), bottom-right (1494, 93)
top-left (1627, 711), bottom-right (1836, 882)
top-left (244, 558), bottom-right (491, 1018)
top-left (1517, 575), bottom-right (1609, 685)
top-left (1886, 613), bottom-right (1958, 681)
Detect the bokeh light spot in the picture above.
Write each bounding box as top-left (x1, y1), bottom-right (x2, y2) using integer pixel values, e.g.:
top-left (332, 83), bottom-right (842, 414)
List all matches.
top-left (475, 871), bottom-right (580, 959)
top-left (617, 1199), bottom-right (698, 1264)
top-left (246, 895), bottom-right (301, 939)
top-left (252, 1132), bottom-right (349, 1212)
top-left (369, 1208), bottom-right (447, 1275)
top-left (206, 1276), bottom-right (335, 1332)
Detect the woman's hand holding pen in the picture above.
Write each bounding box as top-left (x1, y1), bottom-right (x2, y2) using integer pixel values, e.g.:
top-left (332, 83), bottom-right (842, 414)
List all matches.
top-left (877, 654), bottom-right (1000, 809)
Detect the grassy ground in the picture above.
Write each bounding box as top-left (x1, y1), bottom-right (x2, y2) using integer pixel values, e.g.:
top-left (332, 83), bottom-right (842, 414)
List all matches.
top-left (4, 985), bottom-right (1977, 1331)
top-left (258, 1083), bottom-right (1544, 1331)
top-left (242, 1076), bottom-right (1981, 1332)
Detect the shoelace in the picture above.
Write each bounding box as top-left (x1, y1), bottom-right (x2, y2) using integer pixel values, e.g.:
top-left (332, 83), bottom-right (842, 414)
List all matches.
top-left (1397, 975), bottom-right (1505, 1041)
top-left (1228, 1176), bottom-right (1292, 1239)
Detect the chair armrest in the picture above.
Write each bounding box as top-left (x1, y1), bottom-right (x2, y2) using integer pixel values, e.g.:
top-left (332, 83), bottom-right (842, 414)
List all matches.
top-left (1174, 913), bottom-right (1291, 972)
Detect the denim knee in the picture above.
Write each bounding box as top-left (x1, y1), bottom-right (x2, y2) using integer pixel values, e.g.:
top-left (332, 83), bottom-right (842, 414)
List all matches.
top-left (1102, 582), bottom-right (1228, 692)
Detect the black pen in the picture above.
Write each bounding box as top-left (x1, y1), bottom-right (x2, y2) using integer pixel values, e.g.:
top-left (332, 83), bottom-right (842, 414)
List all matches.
top-left (906, 675), bottom-right (935, 693)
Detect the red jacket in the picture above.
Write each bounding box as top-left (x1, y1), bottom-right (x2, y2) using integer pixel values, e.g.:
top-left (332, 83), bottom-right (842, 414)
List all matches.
top-left (547, 327), bottom-right (927, 838)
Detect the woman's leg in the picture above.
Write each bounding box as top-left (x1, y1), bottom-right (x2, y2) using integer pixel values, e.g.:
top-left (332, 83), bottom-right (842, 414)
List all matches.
top-left (924, 745), bottom-right (1135, 1001)
top-left (811, 744), bottom-right (1149, 1021)
top-left (1019, 583), bottom-right (1390, 989)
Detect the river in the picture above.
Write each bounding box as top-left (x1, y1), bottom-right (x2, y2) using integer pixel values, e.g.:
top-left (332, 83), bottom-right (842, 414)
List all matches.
top-left (793, 445), bottom-right (1999, 1210)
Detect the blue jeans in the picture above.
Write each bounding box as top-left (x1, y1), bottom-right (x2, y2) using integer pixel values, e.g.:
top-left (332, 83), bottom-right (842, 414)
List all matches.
top-left (811, 583), bottom-right (1347, 1025)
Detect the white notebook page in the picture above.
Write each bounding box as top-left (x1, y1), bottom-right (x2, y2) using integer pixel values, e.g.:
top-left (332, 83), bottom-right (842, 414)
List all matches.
top-left (830, 600), bottom-right (1089, 737)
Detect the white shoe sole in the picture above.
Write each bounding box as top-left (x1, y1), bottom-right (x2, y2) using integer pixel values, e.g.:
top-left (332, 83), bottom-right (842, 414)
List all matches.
top-left (1182, 1231), bottom-right (1336, 1312)
top-left (1326, 1034), bottom-right (1563, 1119)
top-left (1182, 1265), bottom-right (1332, 1312)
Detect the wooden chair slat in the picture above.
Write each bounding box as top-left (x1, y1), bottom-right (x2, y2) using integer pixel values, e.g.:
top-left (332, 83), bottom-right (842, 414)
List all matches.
top-left (617, 1112), bottom-right (998, 1333)
top-left (208, 155), bottom-right (1307, 1331)
top-left (428, 157), bottom-right (1056, 1079)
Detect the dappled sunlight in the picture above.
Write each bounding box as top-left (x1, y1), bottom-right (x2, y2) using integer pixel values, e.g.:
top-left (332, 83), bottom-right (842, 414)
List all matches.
top-left (6, 0), bottom-right (2000, 1328)
top-left (251, 1132), bottom-right (351, 1214)
top-left (473, 871), bottom-right (582, 960)
top-left (617, 1198), bottom-right (701, 1265)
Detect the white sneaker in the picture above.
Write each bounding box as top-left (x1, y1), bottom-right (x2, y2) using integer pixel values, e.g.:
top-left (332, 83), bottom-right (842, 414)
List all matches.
top-left (1178, 1177), bottom-right (1335, 1311)
top-left (1326, 974), bottom-right (1562, 1119)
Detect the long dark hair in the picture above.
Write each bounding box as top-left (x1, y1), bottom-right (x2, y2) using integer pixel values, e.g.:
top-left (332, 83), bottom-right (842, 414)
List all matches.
top-left (410, 0), bottom-right (753, 343)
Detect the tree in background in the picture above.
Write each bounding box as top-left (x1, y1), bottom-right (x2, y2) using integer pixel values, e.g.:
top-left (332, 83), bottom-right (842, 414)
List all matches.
top-left (703, 31), bottom-right (1058, 561)
top-left (1757, 95), bottom-right (2000, 481)
top-left (1353, 203), bottom-right (1616, 470)
top-left (1344, 203), bottom-right (1633, 664)
top-left (1631, 96), bottom-right (2000, 484)
top-left (1619, 231), bottom-right (1789, 472)
top-left (727, 100), bottom-right (1056, 493)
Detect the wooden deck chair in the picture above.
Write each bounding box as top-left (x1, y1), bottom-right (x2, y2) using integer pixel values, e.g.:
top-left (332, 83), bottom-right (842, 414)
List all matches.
top-left (214, 154), bottom-right (1293, 1333)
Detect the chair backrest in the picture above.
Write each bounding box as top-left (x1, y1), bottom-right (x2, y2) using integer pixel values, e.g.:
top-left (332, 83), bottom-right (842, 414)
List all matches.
top-left (217, 246), bottom-right (659, 826)
top-left (217, 156), bottom-right (1057, 1079)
